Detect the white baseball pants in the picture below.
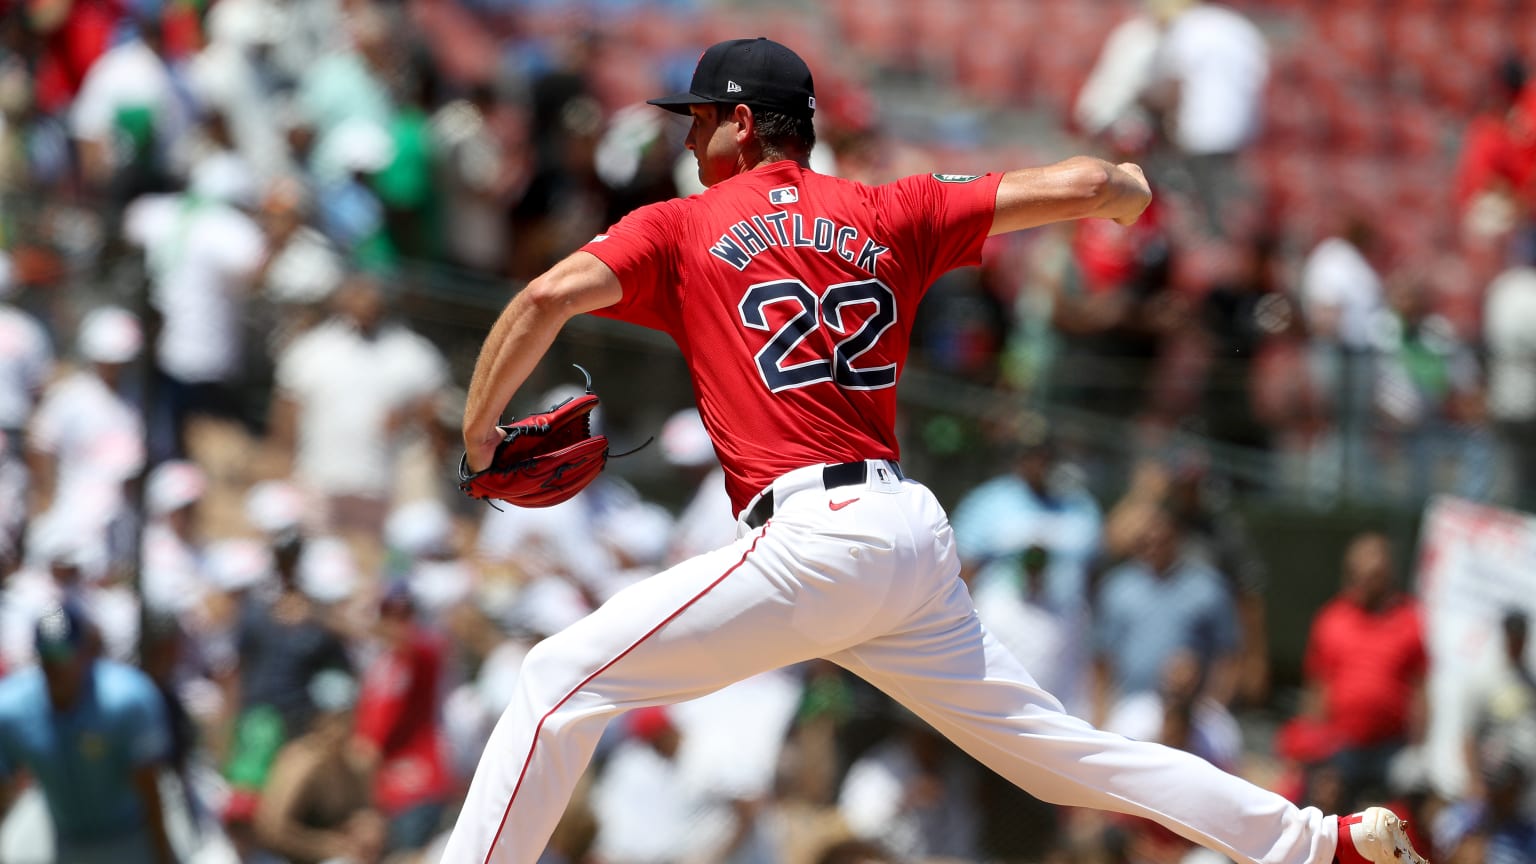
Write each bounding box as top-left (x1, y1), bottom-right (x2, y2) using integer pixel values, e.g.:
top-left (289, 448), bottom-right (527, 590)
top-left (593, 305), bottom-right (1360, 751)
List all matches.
top-left (442, 462), bottom-right (1337, 864)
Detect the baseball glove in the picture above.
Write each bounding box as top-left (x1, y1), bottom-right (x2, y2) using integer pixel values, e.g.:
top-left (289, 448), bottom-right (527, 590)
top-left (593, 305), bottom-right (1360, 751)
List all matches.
top-left (458, 365), bottom-right (610, 508)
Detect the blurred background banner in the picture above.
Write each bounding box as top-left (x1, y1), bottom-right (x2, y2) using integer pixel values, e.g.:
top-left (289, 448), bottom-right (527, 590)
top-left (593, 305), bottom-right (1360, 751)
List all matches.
top-left (1417, 496), bottom-right (1536, 799)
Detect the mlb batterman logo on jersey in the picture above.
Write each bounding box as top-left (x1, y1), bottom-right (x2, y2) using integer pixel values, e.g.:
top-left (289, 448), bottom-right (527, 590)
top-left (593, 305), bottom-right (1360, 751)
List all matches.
top-left (769, 186), bottom-right (799, 205)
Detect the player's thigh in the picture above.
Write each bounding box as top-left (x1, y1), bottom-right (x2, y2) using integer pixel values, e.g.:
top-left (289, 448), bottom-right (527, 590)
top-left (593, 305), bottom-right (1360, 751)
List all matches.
top-left (828, 576), bottom-right (1086, 769)
top-left (521, 528), bottom-right (844, 705)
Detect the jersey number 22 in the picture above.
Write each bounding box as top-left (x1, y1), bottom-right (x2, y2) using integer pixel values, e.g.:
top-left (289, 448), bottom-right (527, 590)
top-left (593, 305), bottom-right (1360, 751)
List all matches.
top-left (739, 278), bottom-right (897, 393)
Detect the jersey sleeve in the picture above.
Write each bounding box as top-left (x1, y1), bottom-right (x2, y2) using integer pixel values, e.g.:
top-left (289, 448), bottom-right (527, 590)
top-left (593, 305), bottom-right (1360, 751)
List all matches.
top-left (881, 173), bottom-right (1002, 286)
top-left (578, 200), bottom-right (685, 333)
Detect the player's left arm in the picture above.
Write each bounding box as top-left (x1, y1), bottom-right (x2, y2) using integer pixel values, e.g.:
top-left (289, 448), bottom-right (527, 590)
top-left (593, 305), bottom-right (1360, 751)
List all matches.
top-left (463, 251), bottom-right (622, 472)
top-left (989, 156), bottom-right (1151, 235)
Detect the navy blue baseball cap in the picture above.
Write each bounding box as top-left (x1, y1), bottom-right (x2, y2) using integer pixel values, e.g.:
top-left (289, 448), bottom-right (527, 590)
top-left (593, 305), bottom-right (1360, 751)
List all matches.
top-left (35, 603), bottom-right (89, 664)
top-left (648, 37), bottom-right (816, 118)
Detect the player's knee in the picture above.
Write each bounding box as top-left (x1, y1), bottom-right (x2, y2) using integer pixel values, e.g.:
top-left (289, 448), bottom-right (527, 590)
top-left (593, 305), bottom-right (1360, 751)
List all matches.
top-left (518, 634), bottom-right (586, 704)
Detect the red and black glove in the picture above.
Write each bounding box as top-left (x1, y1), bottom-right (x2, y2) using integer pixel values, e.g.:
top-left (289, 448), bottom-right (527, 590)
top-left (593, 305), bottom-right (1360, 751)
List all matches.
top-left (458, 366), bottom-right (611, 508)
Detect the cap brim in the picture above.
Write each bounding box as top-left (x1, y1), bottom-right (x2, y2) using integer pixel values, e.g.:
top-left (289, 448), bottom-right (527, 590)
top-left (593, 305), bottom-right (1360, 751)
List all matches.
top-left (647, 93), bottom-right (715, 115)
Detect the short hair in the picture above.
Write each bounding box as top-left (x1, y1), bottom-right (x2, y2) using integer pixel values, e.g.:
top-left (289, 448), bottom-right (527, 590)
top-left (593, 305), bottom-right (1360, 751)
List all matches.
top-left (752, 108), bottom-right (816, 159)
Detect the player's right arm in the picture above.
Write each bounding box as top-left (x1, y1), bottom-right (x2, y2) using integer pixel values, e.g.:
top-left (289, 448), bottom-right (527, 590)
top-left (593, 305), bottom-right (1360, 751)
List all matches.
top-left (462, 251), bottom-right (622, 472)
top-left (989, 157), bottom-right (1151, 234)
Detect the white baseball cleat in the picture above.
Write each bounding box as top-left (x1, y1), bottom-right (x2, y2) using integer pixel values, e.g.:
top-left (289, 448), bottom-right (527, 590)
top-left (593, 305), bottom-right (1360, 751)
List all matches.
top-left (1335, 806), bottom-right (1429, 864)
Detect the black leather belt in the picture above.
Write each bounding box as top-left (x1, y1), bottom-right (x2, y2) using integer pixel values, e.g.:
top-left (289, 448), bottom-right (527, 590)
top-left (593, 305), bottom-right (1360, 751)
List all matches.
top-left (744, 461), bottom-right (904, 528)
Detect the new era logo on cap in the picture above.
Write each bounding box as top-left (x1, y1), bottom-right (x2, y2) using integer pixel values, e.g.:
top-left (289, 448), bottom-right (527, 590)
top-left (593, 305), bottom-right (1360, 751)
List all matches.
top-left (769, 186), bottom-right (799, 205)
top-left (727, 80), bottom-right (743, 93)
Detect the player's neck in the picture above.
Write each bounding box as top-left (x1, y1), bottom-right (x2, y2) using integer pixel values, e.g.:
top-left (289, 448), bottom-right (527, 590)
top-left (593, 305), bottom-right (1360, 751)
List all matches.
top-left (739, 147), bottom-right (811, 175)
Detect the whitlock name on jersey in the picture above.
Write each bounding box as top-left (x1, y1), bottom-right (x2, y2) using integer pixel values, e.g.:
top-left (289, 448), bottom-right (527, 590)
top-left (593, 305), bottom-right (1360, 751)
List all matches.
top-left (708, 211), bottom-right (890, 275)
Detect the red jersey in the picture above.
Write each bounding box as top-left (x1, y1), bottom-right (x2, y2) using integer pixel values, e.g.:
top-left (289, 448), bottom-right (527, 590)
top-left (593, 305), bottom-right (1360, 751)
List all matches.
top-left (581, 161), bottom-right (1001, 512)
top-left (1304, 596), bottom-right (1426, 747)
top-left (355, 628), bottom-right (452, 812)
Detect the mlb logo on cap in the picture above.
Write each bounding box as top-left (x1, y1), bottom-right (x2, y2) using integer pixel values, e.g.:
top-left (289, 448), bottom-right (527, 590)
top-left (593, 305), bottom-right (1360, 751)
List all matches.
top-left (769, 186), bottom-right (799, 205)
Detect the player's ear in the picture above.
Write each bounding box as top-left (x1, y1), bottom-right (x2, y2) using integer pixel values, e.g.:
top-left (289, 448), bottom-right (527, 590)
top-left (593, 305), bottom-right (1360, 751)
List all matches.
top-left (731, 103), bottom-right (754, 144)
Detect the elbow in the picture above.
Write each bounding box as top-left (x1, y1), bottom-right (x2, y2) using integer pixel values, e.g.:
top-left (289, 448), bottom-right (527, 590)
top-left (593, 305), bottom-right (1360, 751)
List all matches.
top-left (520, 273), bottom-right (581, 321)
top-left (521, 256), bottom-right (615, 321)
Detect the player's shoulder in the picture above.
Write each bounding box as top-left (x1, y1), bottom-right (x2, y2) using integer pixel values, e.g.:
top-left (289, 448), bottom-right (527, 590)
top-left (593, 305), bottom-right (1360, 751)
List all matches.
top-left (881, 170), bottom-right (991, 191)
top-left (619, 193), bottom-right (692, 225)
top-left (863, 170), bottom-right (994, 221)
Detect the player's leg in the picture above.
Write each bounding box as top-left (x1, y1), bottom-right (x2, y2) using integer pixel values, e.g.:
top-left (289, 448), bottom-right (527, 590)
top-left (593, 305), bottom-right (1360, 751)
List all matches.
top-left (440, 520), bottom-right (899, 864)
top-left (831, 590), bottom-right (1336, 864)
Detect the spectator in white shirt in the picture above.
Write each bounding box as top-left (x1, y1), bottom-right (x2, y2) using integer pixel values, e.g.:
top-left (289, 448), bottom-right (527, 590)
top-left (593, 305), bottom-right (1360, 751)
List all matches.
top-left (1484, 261), bottom-right (1536, 510)
top-left (26, 307), bottom-right (145, 533)
top-left (140, 460), bottom-right (210, 617)
top-left (258, 177), bottom-right (345, 318)
top-left (0, 252), bottom-right (53, 439)
top-left (1296, 220), bottom-right (1387, 500)
top-left (125, 150), bottom-right (268, 461)
top-left (1299, 222), bottom-right (1385, 353)
top-left (2, 511), bottom-right (140, 668)
top-left (1074, 11), bottom-right (1161, 140)
top-left (1148, 0), bottom-right (1268, 157)
top-left (0, 255), bottom-right (53, 566)
top-left (1145, 0), bottom-right (1268, 233)
top-left (589, 707), bottom-right (693, 864)
top-left (838, 715), bottom-right (981, 862)
top-left (187, 0), bottom-right (292, 182)
top-left (68, 18), bottom-right (192, 196)
top-left (271, 275), bottom-right (448, 536)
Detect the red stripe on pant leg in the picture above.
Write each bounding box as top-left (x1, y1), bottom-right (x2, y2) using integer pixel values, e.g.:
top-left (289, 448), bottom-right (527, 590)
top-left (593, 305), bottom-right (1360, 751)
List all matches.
top-left (481, 526), bottom-right (772, 864)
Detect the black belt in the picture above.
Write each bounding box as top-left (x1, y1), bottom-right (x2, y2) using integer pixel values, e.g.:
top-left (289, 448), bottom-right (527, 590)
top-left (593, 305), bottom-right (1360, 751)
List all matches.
top-left (744, 461), bottom-right (904, 529)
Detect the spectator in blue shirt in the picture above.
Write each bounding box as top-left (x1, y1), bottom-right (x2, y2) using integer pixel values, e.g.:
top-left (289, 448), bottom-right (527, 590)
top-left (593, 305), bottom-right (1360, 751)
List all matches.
top-left (0, 603), bottom-right (178, 864)
top-left (1092, 507), bottom-right (1239, 726)
top-left (950, 424), bottom-right (1103, 611)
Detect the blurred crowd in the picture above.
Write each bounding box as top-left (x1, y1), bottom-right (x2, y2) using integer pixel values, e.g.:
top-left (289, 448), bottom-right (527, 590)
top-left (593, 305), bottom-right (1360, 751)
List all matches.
top-left (3, 0), bottom-right (1536, 862)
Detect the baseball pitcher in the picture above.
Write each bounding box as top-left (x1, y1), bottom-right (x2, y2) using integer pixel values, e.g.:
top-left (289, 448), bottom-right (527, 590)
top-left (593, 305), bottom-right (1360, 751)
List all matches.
top-left (446, 37), bottom-right (1428, 864)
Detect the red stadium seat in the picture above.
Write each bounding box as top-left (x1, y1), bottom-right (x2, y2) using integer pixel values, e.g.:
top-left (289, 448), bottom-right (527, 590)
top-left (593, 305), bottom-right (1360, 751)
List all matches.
top-left (1314, 5), bottom-right (1384, 84)
top-left (1385, 105), bottom-right (1446, 160)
